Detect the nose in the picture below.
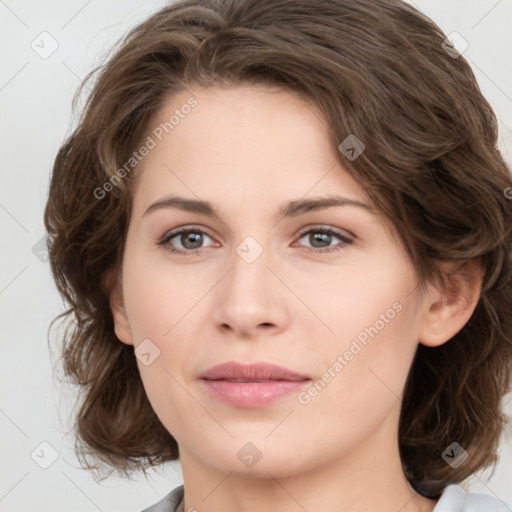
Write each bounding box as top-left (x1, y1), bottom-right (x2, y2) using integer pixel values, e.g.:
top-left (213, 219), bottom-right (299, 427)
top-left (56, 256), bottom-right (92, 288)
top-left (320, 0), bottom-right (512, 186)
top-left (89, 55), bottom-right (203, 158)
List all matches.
top-left (212, 239), bottom-right (289, 338)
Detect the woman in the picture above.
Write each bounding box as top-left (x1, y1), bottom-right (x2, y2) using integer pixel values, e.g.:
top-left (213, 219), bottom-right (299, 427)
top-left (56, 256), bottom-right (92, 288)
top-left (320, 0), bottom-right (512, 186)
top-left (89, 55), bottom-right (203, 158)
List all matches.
top-left (44, 0), bottom-right (512, 511)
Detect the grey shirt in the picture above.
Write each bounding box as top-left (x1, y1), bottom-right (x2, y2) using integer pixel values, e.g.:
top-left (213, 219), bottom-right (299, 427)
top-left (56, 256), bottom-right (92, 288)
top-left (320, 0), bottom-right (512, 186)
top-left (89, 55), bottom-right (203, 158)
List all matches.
top-left (141, 483), bottom-right (512, 512)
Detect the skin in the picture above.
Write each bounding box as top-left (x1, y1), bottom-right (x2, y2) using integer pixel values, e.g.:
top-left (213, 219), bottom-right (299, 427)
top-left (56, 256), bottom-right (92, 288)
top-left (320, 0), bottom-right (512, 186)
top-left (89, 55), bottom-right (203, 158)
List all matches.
top-left (110, 84), bottom-right (482, 512)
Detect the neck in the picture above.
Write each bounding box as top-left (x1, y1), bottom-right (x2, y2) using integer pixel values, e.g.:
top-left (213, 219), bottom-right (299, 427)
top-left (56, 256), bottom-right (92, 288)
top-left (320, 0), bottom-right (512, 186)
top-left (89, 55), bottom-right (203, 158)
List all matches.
top-left (178, 402), bottom-right (438, 512)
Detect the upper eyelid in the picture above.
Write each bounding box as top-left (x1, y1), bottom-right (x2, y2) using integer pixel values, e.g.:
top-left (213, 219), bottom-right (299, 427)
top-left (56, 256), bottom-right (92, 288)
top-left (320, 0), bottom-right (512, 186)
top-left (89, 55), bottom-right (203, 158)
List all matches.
top-left (162, 224), bottom-right (352, 235)
top-left (297, 225), bottom-right (353, 238)
top-left (161, 224), bottom-right (215, 241)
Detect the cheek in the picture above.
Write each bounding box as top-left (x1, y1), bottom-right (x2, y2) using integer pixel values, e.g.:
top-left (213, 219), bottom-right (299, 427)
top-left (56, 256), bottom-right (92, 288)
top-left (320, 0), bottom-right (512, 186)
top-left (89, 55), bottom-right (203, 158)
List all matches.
top-left (318, 252), bottom-right (416, 342)
top-left (120, 249), bottom-right (200, 432)
top-left (121, 248), bottom-right (206, 340)
top-left (298, 305), bottom-right (418, 448)
top-left (312, 253), bottom-right (420, 398)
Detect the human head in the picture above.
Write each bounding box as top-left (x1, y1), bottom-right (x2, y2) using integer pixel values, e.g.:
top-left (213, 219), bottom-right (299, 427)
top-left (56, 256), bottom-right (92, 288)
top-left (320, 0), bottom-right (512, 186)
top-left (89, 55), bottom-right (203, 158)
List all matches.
top-left (44, 0), bottom-right (512, 499)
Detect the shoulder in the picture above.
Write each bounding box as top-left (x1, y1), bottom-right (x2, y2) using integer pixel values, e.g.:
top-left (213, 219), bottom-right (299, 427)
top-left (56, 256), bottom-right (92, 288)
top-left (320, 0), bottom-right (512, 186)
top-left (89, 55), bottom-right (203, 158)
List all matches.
top-left (434, 483), bottom-right (512, 512)
top-left (140, 485), bottom-right (184, 512)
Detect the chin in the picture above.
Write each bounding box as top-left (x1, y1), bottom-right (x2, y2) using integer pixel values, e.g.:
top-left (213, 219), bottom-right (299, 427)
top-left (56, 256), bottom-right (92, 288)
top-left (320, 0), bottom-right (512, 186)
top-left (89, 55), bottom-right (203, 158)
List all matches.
top-left (202, 443), bottom-right (311, 479)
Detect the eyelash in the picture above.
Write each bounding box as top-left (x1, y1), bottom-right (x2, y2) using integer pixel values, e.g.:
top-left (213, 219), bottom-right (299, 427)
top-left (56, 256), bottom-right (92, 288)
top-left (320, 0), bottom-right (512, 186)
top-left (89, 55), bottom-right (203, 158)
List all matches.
top-left (157, 225), bottom-right (353, 255)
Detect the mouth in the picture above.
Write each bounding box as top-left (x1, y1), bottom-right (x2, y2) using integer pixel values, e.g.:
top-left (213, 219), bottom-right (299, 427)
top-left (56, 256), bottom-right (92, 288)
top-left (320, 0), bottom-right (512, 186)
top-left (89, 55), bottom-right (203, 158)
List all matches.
top-left (212, 378), bottom-right (297, 382)
top-left (199, 362), bottom-right (312, 408)
top-left (199, 361), bottom-right (311, 381)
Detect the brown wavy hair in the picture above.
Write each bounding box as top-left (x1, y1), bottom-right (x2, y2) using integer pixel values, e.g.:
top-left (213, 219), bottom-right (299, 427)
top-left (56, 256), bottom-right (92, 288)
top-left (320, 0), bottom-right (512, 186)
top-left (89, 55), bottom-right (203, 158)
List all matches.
top-left (44, 0), bottom-right (512, 498)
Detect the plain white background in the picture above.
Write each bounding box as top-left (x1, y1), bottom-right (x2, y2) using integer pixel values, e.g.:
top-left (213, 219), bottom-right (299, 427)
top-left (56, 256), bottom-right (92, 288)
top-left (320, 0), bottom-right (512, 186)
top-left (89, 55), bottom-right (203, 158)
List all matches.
top-left (1, 1), bottom-right (511, 511)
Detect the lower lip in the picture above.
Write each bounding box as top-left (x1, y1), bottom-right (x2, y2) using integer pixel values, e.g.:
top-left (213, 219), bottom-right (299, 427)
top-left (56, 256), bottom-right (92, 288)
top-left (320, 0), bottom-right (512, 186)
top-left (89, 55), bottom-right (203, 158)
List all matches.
top-left (200, 379), bottom-right (311, 408)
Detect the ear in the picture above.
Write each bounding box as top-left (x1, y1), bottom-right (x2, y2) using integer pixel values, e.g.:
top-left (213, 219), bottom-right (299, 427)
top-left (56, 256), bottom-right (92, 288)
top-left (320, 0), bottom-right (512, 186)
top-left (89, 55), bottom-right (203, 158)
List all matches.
top-left (108, 278), bottom-right (134, 346)
top-left (418, 258), bottom-right (483, 347)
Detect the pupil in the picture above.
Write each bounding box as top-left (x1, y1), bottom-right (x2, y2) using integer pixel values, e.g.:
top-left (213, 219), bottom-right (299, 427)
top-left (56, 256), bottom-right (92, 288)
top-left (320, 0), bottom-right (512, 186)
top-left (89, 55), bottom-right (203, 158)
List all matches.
top-left (183, 232), bottom-right (202, 249)
top-left (311, 232), bottom-right (330, 248)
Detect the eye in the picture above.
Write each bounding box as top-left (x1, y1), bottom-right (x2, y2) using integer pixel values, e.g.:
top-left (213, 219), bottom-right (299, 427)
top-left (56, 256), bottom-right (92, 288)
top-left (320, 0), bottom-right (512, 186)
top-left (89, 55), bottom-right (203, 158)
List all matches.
top-left (294, 226), bottom-right (353, 253)
top-left (157, 225), bottom-right (354, 255)
top-left (158, 226), bottom-right (217, 254)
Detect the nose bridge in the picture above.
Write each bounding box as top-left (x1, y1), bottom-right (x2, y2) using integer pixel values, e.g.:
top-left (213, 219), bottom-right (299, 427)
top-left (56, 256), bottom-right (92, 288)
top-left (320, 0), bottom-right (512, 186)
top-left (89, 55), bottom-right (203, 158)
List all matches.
top-left (212, 232), bottom-right (286, 333)
top-left (229, 233), bottom-right (272, 297)
top-left (235, 234), bottom-right (266, 267)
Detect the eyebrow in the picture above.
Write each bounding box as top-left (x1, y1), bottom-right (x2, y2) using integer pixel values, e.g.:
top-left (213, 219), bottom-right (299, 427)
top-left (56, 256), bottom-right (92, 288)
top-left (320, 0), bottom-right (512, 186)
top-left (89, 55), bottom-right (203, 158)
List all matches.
top-left (142, 195), bottom-right (376, 219)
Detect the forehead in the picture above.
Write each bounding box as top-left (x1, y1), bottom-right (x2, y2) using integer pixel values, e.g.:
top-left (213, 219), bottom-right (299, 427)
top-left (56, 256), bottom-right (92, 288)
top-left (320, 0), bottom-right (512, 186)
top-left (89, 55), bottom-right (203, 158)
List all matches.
top-left (131, 84), bottom-right (372, 212)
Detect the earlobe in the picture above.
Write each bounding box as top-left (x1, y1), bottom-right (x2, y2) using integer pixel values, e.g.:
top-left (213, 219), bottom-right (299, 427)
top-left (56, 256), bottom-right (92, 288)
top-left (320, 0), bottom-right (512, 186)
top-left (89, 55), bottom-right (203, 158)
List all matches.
top-left (109, 284), bottom-right (134, 346)
top-left (418, 258), bottom-right (483, 348)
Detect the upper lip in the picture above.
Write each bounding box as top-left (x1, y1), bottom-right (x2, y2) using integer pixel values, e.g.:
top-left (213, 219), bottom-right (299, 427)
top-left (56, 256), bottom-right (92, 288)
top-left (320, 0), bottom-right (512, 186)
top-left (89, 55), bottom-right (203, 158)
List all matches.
top-left (199, 362), bottom-right (311, 381)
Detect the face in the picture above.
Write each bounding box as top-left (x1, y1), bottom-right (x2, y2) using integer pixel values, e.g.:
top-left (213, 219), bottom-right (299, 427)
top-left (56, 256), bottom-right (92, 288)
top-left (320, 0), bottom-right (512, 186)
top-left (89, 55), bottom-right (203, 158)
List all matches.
top-left (111, 84), bottom-right (443, 479)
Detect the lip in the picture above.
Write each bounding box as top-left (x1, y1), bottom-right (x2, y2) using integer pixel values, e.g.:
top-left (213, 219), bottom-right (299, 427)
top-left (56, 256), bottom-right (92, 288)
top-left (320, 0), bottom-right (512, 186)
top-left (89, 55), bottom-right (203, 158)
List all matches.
top-left (199, 362), bottom-right (312, 408)
top-left (199, 362), bottom-right (311, 381)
